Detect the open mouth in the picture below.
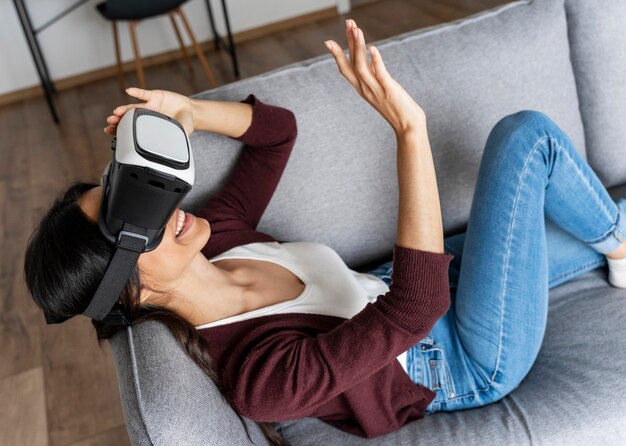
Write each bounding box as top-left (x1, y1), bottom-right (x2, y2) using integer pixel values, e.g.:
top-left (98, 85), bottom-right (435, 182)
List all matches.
top-left (174, 210), bottom-right (194, 238)
top-left (175, 210), bottom-right (186, 237)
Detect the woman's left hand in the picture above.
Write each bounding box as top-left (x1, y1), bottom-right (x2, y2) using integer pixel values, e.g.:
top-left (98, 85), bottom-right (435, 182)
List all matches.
top-left (324, 19), bottom-right (426, 134)
top-left (104, 87), bottom-right (195, 136)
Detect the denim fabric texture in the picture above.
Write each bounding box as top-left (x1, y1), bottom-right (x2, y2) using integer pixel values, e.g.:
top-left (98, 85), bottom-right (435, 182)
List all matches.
top-left (368, 111), bottom-right (626, 414)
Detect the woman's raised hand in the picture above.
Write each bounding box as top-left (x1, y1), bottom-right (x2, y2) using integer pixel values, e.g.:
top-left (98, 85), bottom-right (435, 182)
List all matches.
top-left (104, 87), bottom-right (195, 136)
top-left (324, 19), bottom-right (426, 134)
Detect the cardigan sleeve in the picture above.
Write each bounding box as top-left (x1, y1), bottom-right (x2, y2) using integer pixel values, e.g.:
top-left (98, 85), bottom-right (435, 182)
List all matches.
top-left (228, 245), bottom-right (454, 422)
top-left (196, 94), bottom-right (297, 232)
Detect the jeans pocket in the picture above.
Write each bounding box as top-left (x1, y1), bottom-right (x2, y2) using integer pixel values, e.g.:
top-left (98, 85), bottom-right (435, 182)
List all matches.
top-left (419, 338), bottom-right (456, 398)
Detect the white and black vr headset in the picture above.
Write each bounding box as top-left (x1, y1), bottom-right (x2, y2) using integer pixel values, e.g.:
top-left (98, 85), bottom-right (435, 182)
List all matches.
top-left (45, 109), bottom-right (194, 326)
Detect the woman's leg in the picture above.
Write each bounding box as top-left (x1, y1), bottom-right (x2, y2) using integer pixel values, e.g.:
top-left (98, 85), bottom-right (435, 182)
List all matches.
top-left (450, 110), bottom-right (626, 408)
top-left (443, 202), bottom-right (626, 293)
top-left (368, 111), bottom-right (626, 412)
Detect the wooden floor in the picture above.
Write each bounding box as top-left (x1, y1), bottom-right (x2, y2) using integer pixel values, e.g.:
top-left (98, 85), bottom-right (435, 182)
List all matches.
top-left (0, 0), bottom-right (510, 444)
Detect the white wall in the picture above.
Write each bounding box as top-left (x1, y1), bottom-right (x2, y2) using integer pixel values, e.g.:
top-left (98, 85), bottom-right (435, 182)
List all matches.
top-left (0, 0), bottom-right (343, 96)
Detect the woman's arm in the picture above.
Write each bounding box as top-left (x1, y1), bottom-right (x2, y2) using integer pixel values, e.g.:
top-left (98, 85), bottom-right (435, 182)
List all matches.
top-left (190, 98), bottom-right (253, 138)
top-left (197, 94), bottom-right (297, 230)
top-left (104, 87), bottom-right (255, 139)
top-left (214, 18), bottom-right (454, 426)
top-left (222, 245), bottom-right (453, 423)
top-left (396, 128), bottom-right (444, 253)
top-left (104, 88), bottom-right (297, 232)
top-left (326, 20), bottom-right (444, 253)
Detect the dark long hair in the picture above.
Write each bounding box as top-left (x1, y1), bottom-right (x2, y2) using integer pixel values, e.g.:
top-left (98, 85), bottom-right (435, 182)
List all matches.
top-left (24, 182), bottom-right (288, 446)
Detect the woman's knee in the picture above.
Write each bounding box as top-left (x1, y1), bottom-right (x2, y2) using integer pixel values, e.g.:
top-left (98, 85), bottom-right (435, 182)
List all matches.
top-left (494, 110), bottom-right (564, 141)
top-left (485, 110), bottom-right (560, 159)
top-left (495, 110), bottom-right (554, 134)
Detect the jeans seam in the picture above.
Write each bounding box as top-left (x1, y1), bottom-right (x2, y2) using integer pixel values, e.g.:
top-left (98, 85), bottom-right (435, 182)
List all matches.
top-left (447, 391), bottom-right (478, 401)
top-left (552, 137), bottom-right (619, 245)
top-left (479, 134), bottom-right (608, 393)
top-left (480, 135), bottom-right (549, 392)
top-left (548, 258), bottom-right (605, 287)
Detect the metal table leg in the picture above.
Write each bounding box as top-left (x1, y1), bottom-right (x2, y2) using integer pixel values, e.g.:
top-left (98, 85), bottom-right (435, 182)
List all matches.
top-left (204, 0), bottom-right (240, 80)
top-left (221, 0), bottom-right (240, 79)
top-left (12, 0), bottom-right (59, 123)
top-left (10, 0), bottom-right (239, 125)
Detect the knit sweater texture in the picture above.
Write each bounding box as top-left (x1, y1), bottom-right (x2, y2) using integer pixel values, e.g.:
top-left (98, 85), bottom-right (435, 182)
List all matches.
top-left (195, 93), bottom-right (454, 438)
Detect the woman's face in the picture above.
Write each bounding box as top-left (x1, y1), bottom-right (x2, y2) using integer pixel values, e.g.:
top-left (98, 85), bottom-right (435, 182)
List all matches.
top-left (79, 186), bottom-right (211, 294)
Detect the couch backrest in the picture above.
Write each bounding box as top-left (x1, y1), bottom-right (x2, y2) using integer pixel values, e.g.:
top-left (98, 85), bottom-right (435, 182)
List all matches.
top-left (110, 1), bottom-right (626, 444)
top-left (564, 0), bottom-right (626, 189)
top-left (109, 321), bottom-right (270, 445)
top-left (185, 0), bottom-right (585, 269)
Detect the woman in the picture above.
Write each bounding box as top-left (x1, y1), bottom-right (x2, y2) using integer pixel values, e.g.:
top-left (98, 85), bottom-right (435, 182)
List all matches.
top-left (24, 19), bottom-right (626, 444)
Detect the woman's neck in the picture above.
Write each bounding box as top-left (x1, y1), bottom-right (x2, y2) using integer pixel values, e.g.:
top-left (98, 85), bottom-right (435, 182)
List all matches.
top-left (150, 253), bottom-right (250, 326)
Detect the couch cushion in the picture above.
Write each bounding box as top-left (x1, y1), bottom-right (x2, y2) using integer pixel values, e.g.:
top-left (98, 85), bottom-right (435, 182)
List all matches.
top-left (106, 0), bottom-right (626, 443)
top-left (108, 323), bottom-right (270, 446)
top-left (184, 0), bottom-right (585, 268)
top-left (275, 266), bottom-right (626, 445)
top-left (109, 181), bottom-right (626, 445)
top-left (565, 0), bottom-right (626, 188)
top-left (107, 246), bottom-right (626, 445)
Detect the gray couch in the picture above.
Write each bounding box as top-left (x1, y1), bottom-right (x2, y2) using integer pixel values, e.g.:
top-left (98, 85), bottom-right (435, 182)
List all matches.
top-left (108, 0), bottom-right (626, 444)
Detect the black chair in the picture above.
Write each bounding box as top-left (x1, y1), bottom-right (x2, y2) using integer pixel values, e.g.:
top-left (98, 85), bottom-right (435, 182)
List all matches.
top-left (96, 0), bottom-right (218, 90)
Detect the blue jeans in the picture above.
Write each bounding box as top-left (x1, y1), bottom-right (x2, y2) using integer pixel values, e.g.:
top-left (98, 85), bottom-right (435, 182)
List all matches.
top-left (367, 111), bottom-right (626, 414)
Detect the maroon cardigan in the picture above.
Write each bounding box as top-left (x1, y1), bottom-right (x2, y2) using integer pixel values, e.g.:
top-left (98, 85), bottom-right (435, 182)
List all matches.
top-left (195, 94), bottom-right (454, 439)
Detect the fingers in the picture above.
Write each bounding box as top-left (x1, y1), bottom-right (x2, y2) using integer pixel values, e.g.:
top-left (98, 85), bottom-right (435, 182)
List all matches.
top-left (368, 45), bottom-right (393, 88)
top-left (104, 86), bottom-right (152, 135)
top-left (125, 87), bottom-right (152, 101)
top-left (112, 103), bottom-right (143, 117)
top-left (345, 19), bottom-right (356, 68)
top-left (103, 113), bottom-right (121, 135)
top-left (104, 113), bottom-right (121, 134)
top-left (326, 19), bottom-right (387, 99)
top-left (104, 104), bottom-right (140, 134)
top-left (325, 40), bottom-right (359, 87)
top-left (351, 26), bottom-right (383, 97)
top-left (105, 103), bottom-right (138, 134)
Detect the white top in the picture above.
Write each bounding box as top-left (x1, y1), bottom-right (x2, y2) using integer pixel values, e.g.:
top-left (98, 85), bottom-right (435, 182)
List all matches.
top-left (196, 241), bottom-right (408, 375)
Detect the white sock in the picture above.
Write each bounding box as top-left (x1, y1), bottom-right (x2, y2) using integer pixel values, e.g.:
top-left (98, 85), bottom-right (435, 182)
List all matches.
top-left (606, 255), bottom-right (626, 289)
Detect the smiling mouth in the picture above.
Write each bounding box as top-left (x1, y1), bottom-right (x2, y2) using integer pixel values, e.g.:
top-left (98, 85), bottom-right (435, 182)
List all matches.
top-left (175, 210), bottom-right (186, 237)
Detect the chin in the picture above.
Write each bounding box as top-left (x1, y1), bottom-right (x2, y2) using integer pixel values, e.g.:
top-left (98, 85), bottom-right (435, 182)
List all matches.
top-left (198, 217), bottom-right (211, 244)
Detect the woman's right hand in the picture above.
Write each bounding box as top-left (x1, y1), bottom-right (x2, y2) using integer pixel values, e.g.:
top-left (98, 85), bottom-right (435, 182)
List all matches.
top-left (324, 19), bottom-right (426, 134)
top-left (104, 87), bottom-right (195, 136)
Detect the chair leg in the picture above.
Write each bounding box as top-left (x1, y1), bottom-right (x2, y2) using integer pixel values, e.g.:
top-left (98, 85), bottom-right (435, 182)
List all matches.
top-left (112, 21), bottom-right (125, 92)
top-left (175, 7), bottom-right (218, 88)
top-left (128, 21), bottom-right (146, 89)
top-left (168, 12), bottom-right (193, 75)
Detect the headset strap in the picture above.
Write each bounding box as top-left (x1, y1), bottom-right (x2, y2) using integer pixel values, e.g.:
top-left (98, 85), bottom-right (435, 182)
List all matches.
top-left (81, 223), bottom-right (148, 324)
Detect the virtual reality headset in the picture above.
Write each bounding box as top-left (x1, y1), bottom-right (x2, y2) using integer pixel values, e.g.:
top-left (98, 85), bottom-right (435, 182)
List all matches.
top-left (44, 109), bottom-right (194, 326)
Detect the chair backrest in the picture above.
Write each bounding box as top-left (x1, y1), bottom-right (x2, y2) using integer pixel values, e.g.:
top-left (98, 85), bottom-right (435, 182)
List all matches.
top-left (96, 0), bottom-right (188, 21)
